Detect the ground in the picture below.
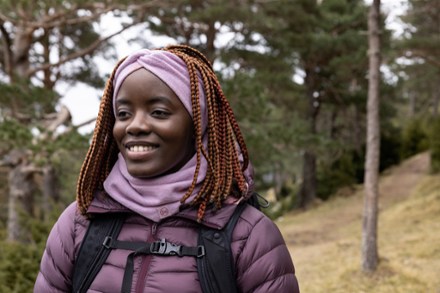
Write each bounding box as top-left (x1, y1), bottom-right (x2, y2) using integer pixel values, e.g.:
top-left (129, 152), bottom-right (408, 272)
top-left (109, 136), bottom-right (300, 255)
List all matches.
top-left (277, 152), bottom-right (440, 293)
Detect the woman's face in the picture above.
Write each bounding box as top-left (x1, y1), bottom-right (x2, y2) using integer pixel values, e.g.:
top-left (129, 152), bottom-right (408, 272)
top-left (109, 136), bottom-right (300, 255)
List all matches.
top-left (113, 68), bottom-right (195, 178)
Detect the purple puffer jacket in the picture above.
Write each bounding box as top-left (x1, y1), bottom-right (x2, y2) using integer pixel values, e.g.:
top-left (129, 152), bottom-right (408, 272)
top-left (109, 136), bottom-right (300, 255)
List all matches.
top-left (34, 193), bottom-right (299, 293)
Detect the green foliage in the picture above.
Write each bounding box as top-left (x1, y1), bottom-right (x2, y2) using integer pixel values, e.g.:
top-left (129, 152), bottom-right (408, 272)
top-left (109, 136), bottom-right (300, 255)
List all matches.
top-left (399, 0), bottom-right (440, 67)
top-left (317, 151), bottom-right (361, 200)
top-left (317, 125), bottom-right (403, 200)
top-left (0, 119), bottom-right (33, 151)
top-left (0, 199), bottom-right (62, 293)
top-left (220, 69), bottom-right (304, 188)
top-left (379, 125), bottom-right (402, 171)
top-left (0, 82), bottom-right (58, 118)
top-left (394, 0), bottom-right (440, 120)
top-left (264, 188), bottom-right (298, 220)
top-left (428, 117), bottom-right (440, 173)
top-left (400, 118), bottom-right (429, 159)
top-left (51, 147), bottom-right (89, 203)
top-left (31, 130), bottom-right (90, 164)
top-left (0, 213), bottom-right (58, 292)
top-left (0, 241), bottom-right (44, 293)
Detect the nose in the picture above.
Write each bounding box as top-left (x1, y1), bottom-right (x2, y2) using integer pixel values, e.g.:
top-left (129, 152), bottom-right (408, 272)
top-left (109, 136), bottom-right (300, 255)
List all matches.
top-left (126, 112), bottom-right (151, 135)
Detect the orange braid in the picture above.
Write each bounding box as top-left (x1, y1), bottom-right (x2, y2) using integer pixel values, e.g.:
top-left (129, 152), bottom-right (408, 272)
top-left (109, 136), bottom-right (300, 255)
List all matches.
top-left (76, 58), bottom-right (125, 215)
top-left (165, 45), bottom-right (249, 221)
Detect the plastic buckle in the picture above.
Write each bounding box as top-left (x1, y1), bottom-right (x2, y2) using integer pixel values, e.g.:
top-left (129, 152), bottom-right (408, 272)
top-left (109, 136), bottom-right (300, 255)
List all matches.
top-left (150, 239), bottom-right (182, 256)
top-left (102, 236), bottom-right (112, 249)
top-left (150, 239), bottom-right (166, 254)
top-left (197, 245), bottom-right (205, 258)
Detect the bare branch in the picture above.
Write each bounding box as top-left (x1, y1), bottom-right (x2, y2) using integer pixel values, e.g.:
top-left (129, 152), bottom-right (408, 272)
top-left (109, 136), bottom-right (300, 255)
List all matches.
top-left (0, 12), bottom-right (15, 24)
top-left (45, 105), bottom-right (72, 133)
top-left (21, 164), bottom-right (42, 174)
top-left (28, 5), bottom-right (116, 30)
top-left (26, 21), bottom-right (142, 77)
top-left (54, 116), bottom-right (96, 136)
top-left (2, 1), bottom-right (167, 29)
top-left (74, 117), bottom-right (96, 129)
top-left (405, 50), bottom-right (440, 68)
top-left (0, 21), bottom-right (13, 77)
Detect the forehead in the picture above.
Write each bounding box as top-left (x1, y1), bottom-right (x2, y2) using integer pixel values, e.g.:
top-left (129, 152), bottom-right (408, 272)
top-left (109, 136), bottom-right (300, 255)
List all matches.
top-left (118, 68), bottom-right (169, 91)
top-left (114, 69), bottom-right (189, 111)
top-left (116, 69), bottom-right (175, 98)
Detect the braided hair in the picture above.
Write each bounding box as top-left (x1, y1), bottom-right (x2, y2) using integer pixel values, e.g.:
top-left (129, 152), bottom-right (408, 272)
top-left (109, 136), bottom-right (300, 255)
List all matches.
top-left (76, 45), bottom-right (249, 221)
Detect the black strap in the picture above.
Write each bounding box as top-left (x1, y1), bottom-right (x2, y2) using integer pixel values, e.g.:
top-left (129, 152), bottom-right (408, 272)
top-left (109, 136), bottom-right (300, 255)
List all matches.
top-left (197, 203), bottom-right (248, 293)
top-left (72, 213), bottom-right (126, 293)
top-left (250, 192), bottom-right (270, 209)
top-left (105, 238), bottom-right (204, 293)
top-left (73, 202), bottom-right (256, 293)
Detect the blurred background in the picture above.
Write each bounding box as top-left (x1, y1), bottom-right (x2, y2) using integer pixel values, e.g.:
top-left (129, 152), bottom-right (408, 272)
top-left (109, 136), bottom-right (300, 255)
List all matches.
top-left (0, 0), bottom-right (438, 292)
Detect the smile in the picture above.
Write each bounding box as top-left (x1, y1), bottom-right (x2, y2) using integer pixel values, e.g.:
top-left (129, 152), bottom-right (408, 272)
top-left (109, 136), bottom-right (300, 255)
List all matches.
top-left (127, 145), bottom-right (157, 152)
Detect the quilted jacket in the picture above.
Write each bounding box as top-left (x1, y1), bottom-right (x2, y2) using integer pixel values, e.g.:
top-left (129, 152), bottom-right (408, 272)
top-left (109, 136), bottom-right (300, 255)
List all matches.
top-left (34, 192), bottom-right (300, 293)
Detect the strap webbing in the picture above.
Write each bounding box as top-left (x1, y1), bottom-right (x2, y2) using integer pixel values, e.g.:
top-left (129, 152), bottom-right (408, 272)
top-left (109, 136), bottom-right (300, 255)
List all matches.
top-left (103, 238), bottom-right (204, 293)
top-left (197, 203), bottom-right (248, 293)
top-left (72, 213), bottom-right (126, 293)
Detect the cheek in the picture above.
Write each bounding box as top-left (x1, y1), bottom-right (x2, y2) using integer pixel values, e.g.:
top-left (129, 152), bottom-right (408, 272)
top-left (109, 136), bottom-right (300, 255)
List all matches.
top-left (165, 120), bottom-right (194, 151)
top-left (182, 123), bottom-right (195, 152)
top-left (112, 123), bottom-right (124, 145)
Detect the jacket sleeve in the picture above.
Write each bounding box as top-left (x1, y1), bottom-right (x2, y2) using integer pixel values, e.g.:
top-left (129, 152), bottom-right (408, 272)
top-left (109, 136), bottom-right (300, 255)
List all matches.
top-left (34, 202), bottom-right (78, 293)
top-left (235, 209), bottom-right (300, 293)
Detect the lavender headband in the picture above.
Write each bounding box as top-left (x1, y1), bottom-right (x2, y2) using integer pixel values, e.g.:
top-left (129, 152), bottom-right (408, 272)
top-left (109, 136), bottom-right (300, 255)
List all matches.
top-left (112, 49), bottom-right (207, 131)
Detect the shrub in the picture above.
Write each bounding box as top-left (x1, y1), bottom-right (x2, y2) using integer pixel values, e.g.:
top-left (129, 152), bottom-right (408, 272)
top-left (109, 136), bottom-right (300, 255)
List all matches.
top-left (428, 117), bottom-right (440, 173)
top-left (400, 118), bottom-right (429, 160)
top-left (0, 241), bottom-right (43, 293)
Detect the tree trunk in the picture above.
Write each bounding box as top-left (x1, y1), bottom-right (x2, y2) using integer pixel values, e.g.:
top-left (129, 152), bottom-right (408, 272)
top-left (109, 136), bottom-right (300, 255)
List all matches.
top-left (408, 91), bottom-right (416, 117)
top-left (12, 24), bottom-right (34, 78)
top-left (362, 0), bottom-right (381, 273)
top-left (42, 165), bottom-right (60, 220)
top-left (298, 150), bottom-right (317, 208)
top-left (432, 86), bottom-right (439, 117)
top-left (298, 73), bottom-right (320, 208)
top-left (354, 106), bottom-right (363, 154)
top-left (7, 164), bottom-right (37, 242)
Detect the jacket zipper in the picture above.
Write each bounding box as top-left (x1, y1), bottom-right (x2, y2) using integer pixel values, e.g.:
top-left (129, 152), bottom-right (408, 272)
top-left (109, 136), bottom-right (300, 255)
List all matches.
top-left (134, 223), bottom-right (158, 293)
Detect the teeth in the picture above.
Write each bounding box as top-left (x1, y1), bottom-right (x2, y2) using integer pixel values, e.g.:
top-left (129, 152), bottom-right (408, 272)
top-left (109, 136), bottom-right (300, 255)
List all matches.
top-left (128, 145), bottom-right (155, 152)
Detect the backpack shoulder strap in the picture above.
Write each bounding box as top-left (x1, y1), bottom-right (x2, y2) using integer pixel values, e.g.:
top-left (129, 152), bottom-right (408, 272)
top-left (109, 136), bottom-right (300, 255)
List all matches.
top-left (248, 192), bottom-right (270, 210)
top-left (197, 203), bottom-right (248, 293)
top-left (72, 213), bottom-right (126, 293)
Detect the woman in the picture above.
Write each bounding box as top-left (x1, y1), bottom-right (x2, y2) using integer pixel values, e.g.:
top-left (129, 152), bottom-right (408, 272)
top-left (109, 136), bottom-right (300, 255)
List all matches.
top-left (34, 45), bottom-right (300, 293)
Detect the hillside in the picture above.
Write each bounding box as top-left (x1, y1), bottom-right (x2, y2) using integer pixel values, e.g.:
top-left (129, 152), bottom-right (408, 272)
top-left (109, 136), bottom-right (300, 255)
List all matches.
top-left (277, 152), bottom-right (440, 292)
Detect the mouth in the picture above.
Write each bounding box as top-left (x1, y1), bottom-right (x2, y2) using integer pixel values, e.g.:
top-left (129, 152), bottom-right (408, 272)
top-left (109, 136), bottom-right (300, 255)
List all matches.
top-left (123, 142), bottom-right (159, 156)
top-left (126, 145), bottom-right (157, 152)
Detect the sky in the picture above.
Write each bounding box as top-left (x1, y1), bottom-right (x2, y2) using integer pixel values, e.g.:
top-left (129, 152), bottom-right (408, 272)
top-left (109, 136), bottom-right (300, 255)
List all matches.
top-left (59, 0), bottom-right (409, 134)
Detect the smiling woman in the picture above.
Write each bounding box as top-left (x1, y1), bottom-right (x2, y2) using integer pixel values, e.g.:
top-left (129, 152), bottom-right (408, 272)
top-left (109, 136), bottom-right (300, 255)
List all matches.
top-left (113, 69), bottom-right (195, 178)
top-left (34, 45), bottom-right (300, 293)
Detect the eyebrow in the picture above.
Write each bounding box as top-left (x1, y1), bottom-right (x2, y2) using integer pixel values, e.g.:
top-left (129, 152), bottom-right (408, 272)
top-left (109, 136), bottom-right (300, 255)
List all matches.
top-left (115, 96), bottom-right (175, 107)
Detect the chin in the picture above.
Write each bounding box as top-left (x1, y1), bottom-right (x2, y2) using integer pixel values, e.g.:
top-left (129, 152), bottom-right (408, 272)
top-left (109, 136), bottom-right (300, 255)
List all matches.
top-left (127, 167), bottom-right (166, 179)
top-left (127, 168), bottom-right (152, 179)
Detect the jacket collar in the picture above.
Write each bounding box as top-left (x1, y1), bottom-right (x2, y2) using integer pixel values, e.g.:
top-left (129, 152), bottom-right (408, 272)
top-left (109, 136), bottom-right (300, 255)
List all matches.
top-left (86, 190), bottom-right (240, 230)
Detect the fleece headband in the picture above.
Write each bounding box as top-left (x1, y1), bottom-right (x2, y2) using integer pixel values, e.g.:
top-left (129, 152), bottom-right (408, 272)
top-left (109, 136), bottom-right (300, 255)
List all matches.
top-left (112, 49), bottom-right (207, 131)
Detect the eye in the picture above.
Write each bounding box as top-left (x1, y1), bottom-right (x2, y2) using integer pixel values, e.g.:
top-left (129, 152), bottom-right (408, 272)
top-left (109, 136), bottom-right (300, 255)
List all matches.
top-left (116, 109), bottom-right (131, 120)
top-left (151, 109), bottom-right (171, 119)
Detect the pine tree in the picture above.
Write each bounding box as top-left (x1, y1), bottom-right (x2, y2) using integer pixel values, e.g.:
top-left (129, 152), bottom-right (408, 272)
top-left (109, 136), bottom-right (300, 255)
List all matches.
top-left (362, 0), bottom-right (381, 272)
top-left (0, 0), bottom-right (166, 242)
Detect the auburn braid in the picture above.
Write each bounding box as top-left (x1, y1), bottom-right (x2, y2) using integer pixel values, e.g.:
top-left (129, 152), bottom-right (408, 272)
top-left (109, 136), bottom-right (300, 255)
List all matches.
top-left (76, 58), bottom-right (126, 215)
top-left (164, 45), bottom-right (249, 221)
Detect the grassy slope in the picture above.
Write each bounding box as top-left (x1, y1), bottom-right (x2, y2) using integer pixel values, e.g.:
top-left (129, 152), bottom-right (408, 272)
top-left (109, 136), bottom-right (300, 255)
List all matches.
top-left (277, 153), bottom-right (440, 292)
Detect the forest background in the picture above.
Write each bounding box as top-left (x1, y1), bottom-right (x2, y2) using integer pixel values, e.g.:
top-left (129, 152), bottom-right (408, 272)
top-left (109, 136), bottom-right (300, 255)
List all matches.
top-left (0, 0), bottom-right (438, 292)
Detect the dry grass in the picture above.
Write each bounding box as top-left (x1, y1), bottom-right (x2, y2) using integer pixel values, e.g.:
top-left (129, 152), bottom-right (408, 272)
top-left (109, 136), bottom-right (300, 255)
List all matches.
top-left (277, 153), bottom-right (440, 292)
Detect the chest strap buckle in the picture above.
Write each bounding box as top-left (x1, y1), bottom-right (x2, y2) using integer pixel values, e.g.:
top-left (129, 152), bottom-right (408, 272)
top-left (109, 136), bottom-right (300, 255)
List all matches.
top-left (150, 239), bottom-right (182, 256)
